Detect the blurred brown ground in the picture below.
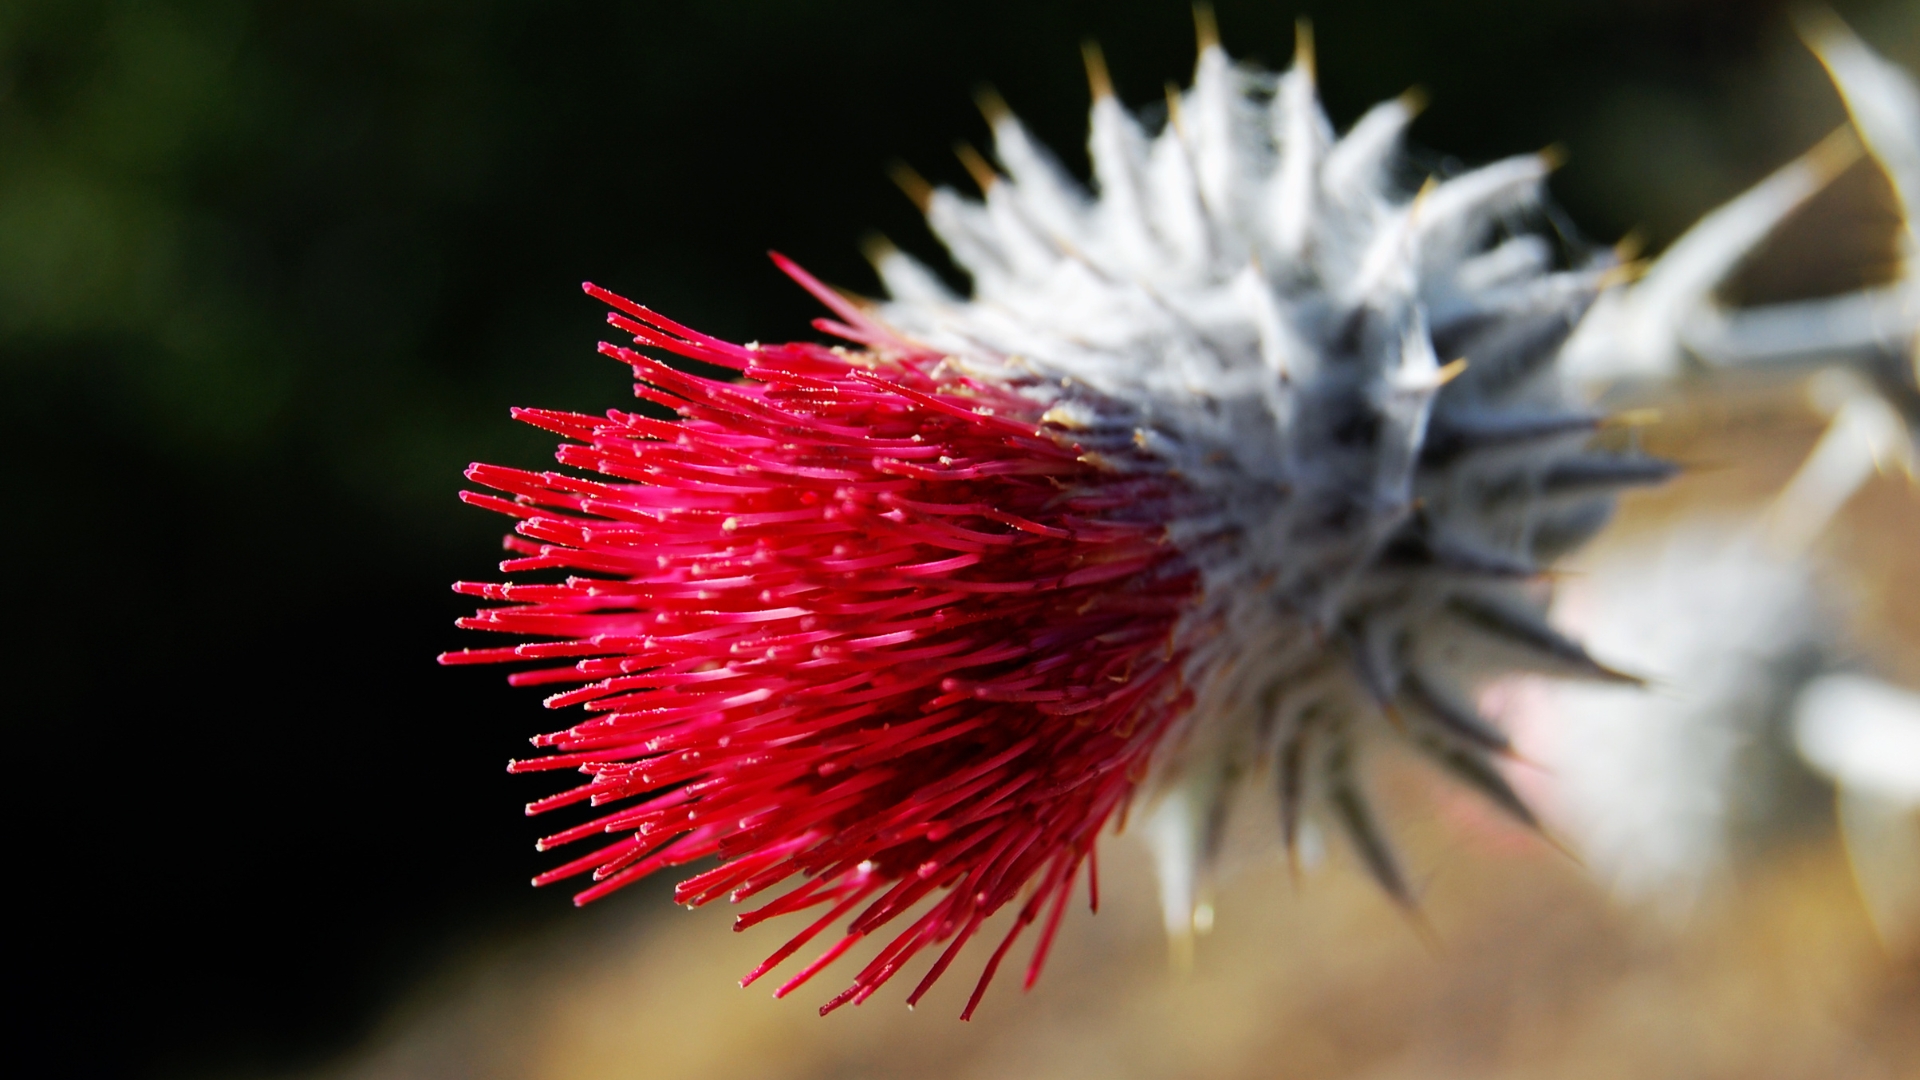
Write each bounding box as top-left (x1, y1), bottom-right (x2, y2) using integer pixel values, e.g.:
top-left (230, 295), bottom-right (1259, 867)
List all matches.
top-left (292, 765), bottom-right (1920, 1080)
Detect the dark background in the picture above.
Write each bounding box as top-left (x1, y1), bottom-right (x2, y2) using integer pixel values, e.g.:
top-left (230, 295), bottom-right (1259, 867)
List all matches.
top-left (1, 1), bottom-right (1906, 1076)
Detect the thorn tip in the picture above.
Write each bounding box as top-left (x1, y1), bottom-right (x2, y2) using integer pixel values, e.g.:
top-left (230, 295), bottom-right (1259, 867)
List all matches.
top-left (858, 232), bottom-right (898, 269)
top-left (954, 141), bottom-right (998, 193)
top-left (974, 84), bottom-right (1010, 126)
top-left (887, 161), bottom-right (934, 212)
top-left (1193, 3), bottom-right (1219, 54)
top-left (1805, 124), bottom-right (1865, 182)
top-left (1082, 41), bottom-right (1113, 101)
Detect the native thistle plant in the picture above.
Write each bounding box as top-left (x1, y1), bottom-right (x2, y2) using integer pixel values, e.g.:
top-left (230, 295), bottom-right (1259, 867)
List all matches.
top-left (442, 14), bottom-right (1905, 1016)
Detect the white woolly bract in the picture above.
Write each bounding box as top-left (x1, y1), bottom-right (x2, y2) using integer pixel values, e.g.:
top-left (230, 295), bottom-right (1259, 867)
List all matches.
top-left (1519, 522), bottom-right (1831, 913)
top-left (867, 31), bottom-right (1651, 928)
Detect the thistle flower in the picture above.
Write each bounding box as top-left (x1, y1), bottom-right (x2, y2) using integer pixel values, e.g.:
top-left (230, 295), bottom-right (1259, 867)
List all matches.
top-left (446, 19), bottom-right (1669, 1016)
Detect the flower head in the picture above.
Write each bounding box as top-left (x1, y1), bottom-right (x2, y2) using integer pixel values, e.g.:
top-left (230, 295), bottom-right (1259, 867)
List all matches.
top-left (449, 264), bottom-right (1195, 1016)
top-left (446, 22), bottom-right (1663, 1015)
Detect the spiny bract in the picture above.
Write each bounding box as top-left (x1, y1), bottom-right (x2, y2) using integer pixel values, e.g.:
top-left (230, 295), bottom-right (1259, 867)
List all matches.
top-left (869, 23), bottom-right (1651, 934)
top-left (447, 19), bottom-right (1658, 1015)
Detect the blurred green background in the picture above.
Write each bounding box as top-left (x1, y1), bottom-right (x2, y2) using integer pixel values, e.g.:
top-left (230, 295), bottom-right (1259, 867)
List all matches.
top-left (3, 1), bottom-right (1912, 1077)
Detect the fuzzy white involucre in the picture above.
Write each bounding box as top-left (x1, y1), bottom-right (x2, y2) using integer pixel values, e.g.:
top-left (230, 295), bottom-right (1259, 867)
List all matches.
top-left (865, 27), bottom-right (1661, 931)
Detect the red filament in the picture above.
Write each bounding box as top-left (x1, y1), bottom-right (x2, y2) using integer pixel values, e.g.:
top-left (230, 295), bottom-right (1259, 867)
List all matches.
top-left (444, 260), bottom-right (1196, 1015)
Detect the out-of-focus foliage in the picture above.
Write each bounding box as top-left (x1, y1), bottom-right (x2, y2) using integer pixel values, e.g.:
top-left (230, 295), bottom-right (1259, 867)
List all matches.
top-left (3, 0), bottom-right (1909, 496)
top-left (2, 2), bottom-right (1912, 1077)
top-left (2, 0), bottom-right (585, 511)
top-left (2, 1), bottom-right (1908, 457)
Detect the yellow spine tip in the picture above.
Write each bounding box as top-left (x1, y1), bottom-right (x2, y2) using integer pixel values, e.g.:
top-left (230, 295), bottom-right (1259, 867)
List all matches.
top-left (953, 141), bottom-right (998, 194)
top-left (1807, 124), bottom-right (1865, 182)
top-left (1597, 258), bottom-right (1650, 290)
top-left (1594, 661), bottom-right (1648, 688)
top-left (1535, 827), bottom-right (1585, 868)
top-left (1410, 174), bottom-right (1439, 211)
top-left (1792, 7), bottom-right (1849, 50)
top-left (1081, 40), bottom-right (1114, 101)
top-left (858, 232), bottom-right (898, 268)
top-left (1397, 85), bottom-right (1430, 118)
top-left (973, 84), bottom-right (1010, 126)
top-left (1192, 3), bottom-right (1220, 54)
top-left (1293, 17), bottom-right (1316, 81)
top-left (887, 161), bottom-right (934, 213)
top-left (1612, 228), bottom-right (1645, 264)
top-left (1538, 143), bottom-right (1569, 172)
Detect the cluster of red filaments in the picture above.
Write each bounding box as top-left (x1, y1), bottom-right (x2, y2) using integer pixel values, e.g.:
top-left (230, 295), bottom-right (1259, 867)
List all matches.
top-left (442, 259), bottom-right (1196, 1017)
